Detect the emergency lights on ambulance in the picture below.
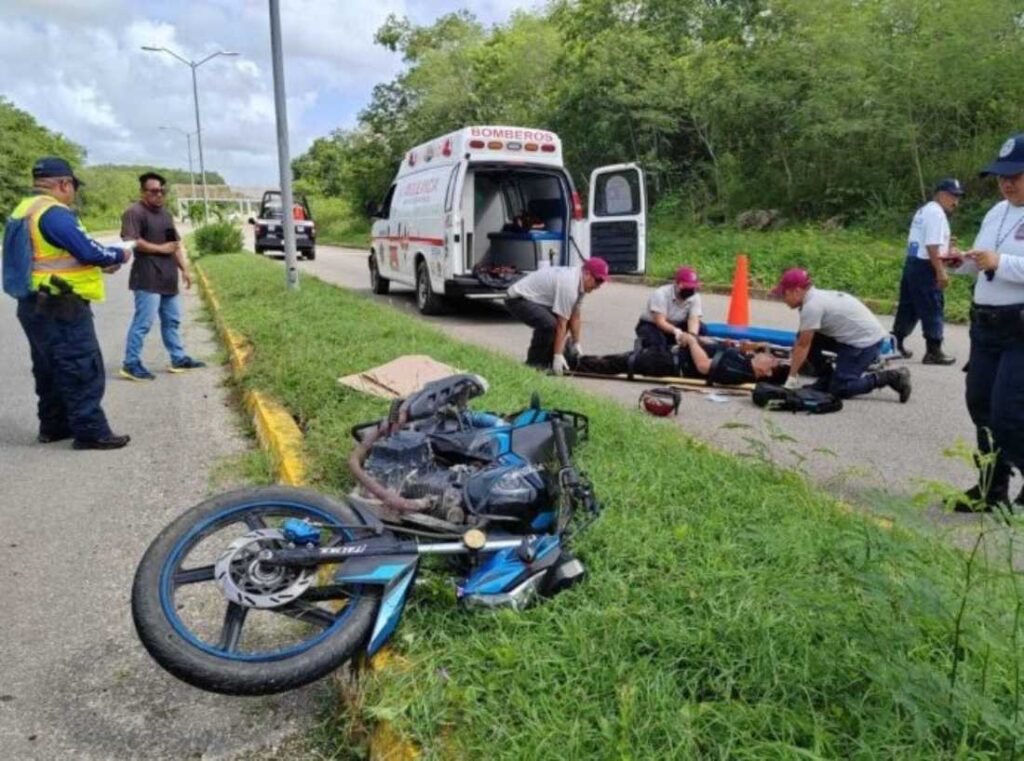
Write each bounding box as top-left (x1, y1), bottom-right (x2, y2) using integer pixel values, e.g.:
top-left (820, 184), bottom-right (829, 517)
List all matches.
top-left (442, 139), bottom-right (452, 157)
top-left (469, 140), bottom-right (485, 149)
top-left (408, 151), bottom-right (416, 166)
top-left (524, 143), bottom-right (539, 152)
top-left (506, 141), bottom-right (522, 150)
top-left (541, 144), bottom-right (556, 153)
top-left (487, 141), bottom-right (503, 149)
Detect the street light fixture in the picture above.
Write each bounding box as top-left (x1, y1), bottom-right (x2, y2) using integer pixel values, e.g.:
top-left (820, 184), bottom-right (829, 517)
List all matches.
top-left (141, 45), bottom-right (238, 223)
top-left (158, 125), bottom-right (196, 200)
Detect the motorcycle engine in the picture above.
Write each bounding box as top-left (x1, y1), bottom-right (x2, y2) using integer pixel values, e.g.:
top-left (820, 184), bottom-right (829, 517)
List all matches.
top-left (364, 430), bottom-right (471, 524)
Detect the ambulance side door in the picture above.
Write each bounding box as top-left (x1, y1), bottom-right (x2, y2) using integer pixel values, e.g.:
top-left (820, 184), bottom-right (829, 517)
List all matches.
top-left (587, 163), bottom-right (646, 274)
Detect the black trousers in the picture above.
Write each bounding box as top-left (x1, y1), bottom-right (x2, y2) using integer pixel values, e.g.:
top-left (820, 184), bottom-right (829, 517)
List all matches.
top-left (965, 305), bottom-right (1024, 483)
top-left (892, 257), bottom-right (945, 342)
top-left (634, 319), bottom-right (706, 350)
top-left (16, 293), bottom-right (112, 441)
top-left (506, 297), bottom-right (561, 368)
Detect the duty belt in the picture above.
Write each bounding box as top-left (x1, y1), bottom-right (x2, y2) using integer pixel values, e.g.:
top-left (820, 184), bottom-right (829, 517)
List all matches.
top-left (970, 303), bottom-right (1024, 336)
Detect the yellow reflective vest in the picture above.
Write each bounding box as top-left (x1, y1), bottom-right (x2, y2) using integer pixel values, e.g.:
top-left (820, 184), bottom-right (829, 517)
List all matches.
top-left (9, 194), bottom-right (106, 301)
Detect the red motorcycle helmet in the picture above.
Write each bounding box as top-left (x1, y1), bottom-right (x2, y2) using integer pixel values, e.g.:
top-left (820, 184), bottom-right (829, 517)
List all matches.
top-left (639, 387), bottom-right (682, 417)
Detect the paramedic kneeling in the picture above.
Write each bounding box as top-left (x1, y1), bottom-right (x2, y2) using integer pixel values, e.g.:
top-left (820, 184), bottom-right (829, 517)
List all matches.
top-left (505, 257), bottom-right (609, 374)
top-left (950, 134), bottom-right (1024, 512)
top-left (772, 268), bottom-right (911, 403)
top-left (635, 266), bottom-right (704, 349)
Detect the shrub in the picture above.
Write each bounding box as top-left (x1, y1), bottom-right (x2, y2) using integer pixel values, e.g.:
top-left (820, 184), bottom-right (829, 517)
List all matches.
top-left (193, 222), bottom-right (242, 256)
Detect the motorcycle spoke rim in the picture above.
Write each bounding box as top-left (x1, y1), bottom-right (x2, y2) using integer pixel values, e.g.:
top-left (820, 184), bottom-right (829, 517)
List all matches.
top-left (159, 500), bottom-right (366, 662)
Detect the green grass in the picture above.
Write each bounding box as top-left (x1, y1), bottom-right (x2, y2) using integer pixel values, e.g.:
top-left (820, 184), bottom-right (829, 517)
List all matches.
top-left (309, 195), bottom-right (371, 249)
top-left (200, 252), bottom-right (1024, 759)
top-left (648, 220), bottom-right (974, 323)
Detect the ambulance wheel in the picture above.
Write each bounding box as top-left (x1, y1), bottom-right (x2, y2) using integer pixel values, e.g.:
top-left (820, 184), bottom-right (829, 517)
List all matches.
top-left (369, 256), bottom-right (390, 295)
top-left (416, 259), bottom-right (446, 315)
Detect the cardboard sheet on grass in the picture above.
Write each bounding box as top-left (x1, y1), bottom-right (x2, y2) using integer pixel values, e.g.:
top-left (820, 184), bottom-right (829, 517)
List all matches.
top-left (339, 355), bottom-right (463, 399)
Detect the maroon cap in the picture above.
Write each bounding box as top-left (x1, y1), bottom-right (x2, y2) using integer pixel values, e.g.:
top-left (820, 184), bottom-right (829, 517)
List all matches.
top-left (675, 266), bottom-right (700, 289)
top-left (583, 257), bottom-right (609, 282)
top-left (770, 267), bottom-right (812, 297)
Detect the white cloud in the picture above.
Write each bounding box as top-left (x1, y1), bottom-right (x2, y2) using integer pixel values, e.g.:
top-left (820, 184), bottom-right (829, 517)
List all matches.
top-left (0, 1), bottom-right (528, 186)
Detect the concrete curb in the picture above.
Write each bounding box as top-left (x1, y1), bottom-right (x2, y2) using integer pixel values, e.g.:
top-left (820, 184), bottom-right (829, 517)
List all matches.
top-left (193, 259), bottom-right (417, 758)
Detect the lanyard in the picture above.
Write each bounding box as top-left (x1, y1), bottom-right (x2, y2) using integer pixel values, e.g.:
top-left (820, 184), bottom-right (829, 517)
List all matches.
top-left (995, 203), bottom-right (1024, 252)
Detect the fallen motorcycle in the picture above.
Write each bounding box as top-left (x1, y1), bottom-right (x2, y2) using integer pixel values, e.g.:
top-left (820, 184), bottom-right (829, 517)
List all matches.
top-left (131, 374), bottom-right (601, 695)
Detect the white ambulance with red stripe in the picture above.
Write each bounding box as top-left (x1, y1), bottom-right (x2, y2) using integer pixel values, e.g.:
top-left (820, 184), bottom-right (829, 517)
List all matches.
top-left (368, 125), bottom-right (646, 314)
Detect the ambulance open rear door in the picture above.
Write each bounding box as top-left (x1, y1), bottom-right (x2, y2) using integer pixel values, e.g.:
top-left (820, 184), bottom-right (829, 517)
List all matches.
top-left (586, 163), bottom-right (646, 274)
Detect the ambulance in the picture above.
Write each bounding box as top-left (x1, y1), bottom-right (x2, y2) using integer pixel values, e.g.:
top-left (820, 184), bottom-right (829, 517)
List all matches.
top-left (367, 125), bottom-right (646, 314)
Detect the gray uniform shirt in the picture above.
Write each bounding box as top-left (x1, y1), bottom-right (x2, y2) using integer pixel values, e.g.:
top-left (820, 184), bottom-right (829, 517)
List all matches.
top-left (639, 283), bottom-right (703, 325)
top-left (507, 266), bottom-right (583, 319)
top-left (798, 288), bottom-right (887, 348)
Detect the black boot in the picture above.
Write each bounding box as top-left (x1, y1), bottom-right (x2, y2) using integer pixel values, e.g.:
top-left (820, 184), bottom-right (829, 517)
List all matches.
top-left (891, 333), bottom-right (913, 359)
top-left (953, 461), bottom-right (1012, 513)
top-left (922, 339), bottom-right (956, 366)
top-left (874, 367), bottom-right (912, 403)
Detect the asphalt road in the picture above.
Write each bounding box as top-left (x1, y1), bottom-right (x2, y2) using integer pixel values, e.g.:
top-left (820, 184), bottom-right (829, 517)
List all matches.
top-left (255, 234), bottom-right (1011, 525)
top-left (0, 259), bottom-right (319, 759)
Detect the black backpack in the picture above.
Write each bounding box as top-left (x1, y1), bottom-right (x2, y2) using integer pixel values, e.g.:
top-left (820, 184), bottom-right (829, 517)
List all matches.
top-left (752, 383), bottom-right (843, 414)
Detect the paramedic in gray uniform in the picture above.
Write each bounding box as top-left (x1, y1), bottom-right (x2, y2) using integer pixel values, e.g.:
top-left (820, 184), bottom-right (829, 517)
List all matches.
top-left (772, 268), bottom-right (911, 402)
top-left (505, 257), bottom-right (609, 374)
top-left (952, 134), bottom-right (1024, 513)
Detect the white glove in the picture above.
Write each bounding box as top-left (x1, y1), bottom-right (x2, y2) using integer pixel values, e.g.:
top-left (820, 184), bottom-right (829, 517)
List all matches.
top-left (672, 328), bottom-right (684, 344)
top-left (551, 354), bottom-right (570, 376)
top-left (573, 343), bottom-right (583, 358)
top-left (783, 375), bottom-right (802, 390)
top-left (121, 240), bottom-right (138, 251)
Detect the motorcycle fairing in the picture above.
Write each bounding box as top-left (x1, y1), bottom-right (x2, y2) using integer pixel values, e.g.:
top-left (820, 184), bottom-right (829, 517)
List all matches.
top-left (458, 535), bottom-right (562, 597)
top-left (335, 554), bottom-right (419, 654)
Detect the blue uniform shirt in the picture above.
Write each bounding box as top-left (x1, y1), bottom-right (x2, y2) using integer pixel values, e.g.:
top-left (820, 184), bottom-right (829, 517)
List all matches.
top-left (37, 204), bottom-right (126, 267)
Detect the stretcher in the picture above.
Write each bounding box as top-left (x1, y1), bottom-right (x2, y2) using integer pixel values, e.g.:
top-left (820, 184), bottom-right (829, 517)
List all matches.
top-left (568, 370), bottom-right (754, 395)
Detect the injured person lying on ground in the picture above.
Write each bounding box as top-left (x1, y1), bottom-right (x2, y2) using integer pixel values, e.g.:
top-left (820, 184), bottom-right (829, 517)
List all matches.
top-left (569, 332), bottom-right (791, 387)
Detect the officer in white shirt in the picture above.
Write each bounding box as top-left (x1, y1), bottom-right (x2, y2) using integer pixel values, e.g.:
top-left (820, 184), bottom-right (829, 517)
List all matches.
top-left (635, 266), bottom-right (705, 349)
top-left (772, 268), bottom-right (911, 402)
top-left (891, 178), bottom-right (964, 364)
top-left (505, 257), bottom-right (609, 374)
top-left (949, 134), bottom-right (1024, 512)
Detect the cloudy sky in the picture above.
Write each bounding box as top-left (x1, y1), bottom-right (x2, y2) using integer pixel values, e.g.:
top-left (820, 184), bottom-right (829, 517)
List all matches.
top-left (1, 0), bottom-right (533, 187)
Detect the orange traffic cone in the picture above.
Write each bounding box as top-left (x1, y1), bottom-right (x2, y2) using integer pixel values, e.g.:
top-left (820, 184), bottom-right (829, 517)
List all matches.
top-left (726, 253), bottom-right (750, 327)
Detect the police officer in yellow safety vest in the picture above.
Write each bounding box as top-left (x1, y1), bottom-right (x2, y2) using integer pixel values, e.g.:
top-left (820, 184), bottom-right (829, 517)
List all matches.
top-left (3, 157), bottom-right (136, 449)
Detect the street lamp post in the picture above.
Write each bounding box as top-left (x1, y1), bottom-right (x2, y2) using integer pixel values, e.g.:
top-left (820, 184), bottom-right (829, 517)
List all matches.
top-left (142, 46), bottom-right (238, 224)
top-left (269, 0), bottom-right (299, 290)
top-left (159, 126), bottom-right (196, 200)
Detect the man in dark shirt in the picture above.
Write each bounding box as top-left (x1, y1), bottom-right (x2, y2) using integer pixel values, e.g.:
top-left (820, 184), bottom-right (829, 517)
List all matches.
top-left (119, 171), bottom-right (205, 380)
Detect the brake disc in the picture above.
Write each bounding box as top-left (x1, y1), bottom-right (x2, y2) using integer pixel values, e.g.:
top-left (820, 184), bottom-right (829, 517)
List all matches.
top-left (214, 528), bottom-right (314, 609)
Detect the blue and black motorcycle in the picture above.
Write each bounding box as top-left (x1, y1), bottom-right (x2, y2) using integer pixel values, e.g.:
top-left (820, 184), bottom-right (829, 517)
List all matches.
top-left (131, 374), bottom-right (600, 695)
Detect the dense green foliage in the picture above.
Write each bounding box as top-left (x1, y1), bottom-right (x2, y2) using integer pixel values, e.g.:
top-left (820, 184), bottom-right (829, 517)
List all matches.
top-left (0, 98), bottom-right (84, 224)
top-left (647, 213), bottom-right (976, 322)
top-left (294, 0), bottom-right (1024, 233)
top-left (193, 222), bottom-right (243, 256)
top-left (307, 195), bottom-right (371, 248)
top-left (202, 252), bottom-right (1024, 758)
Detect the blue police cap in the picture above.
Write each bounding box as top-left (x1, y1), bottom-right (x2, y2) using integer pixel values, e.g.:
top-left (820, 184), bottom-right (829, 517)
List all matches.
top-left (934, 177), bottom-right (964, 196)
top-left (980, 135), bottom-right (1024, 178)
top-left (32, 156), bottom-right (84, 188)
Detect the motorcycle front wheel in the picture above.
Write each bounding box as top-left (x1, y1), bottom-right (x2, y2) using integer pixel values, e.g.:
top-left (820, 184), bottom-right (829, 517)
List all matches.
top-left (131, 485), bottom-right (380, 695)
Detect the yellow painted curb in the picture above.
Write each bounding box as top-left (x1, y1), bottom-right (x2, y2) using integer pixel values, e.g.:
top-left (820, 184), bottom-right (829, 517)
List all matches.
top-left (194, 259), bottom-right (417, 758)
top-left (194, 262), bottom-right (305, 486)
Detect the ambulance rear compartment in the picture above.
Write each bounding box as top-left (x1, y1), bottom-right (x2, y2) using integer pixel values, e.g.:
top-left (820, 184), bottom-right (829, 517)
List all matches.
top-left (451, 166), bottom-right (571, 293)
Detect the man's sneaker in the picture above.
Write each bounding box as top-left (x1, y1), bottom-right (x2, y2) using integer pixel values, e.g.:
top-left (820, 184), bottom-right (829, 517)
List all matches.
top-left (72, 433), bottom-right (131, 451)
top-left (169, 356), bottom-right (207, 373)
top-left (120, 363), bottom-right (155, 381)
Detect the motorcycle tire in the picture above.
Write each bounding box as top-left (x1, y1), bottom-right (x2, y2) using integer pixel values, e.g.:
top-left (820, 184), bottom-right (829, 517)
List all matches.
top-left (131, 485), bottom-right (380, 695)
